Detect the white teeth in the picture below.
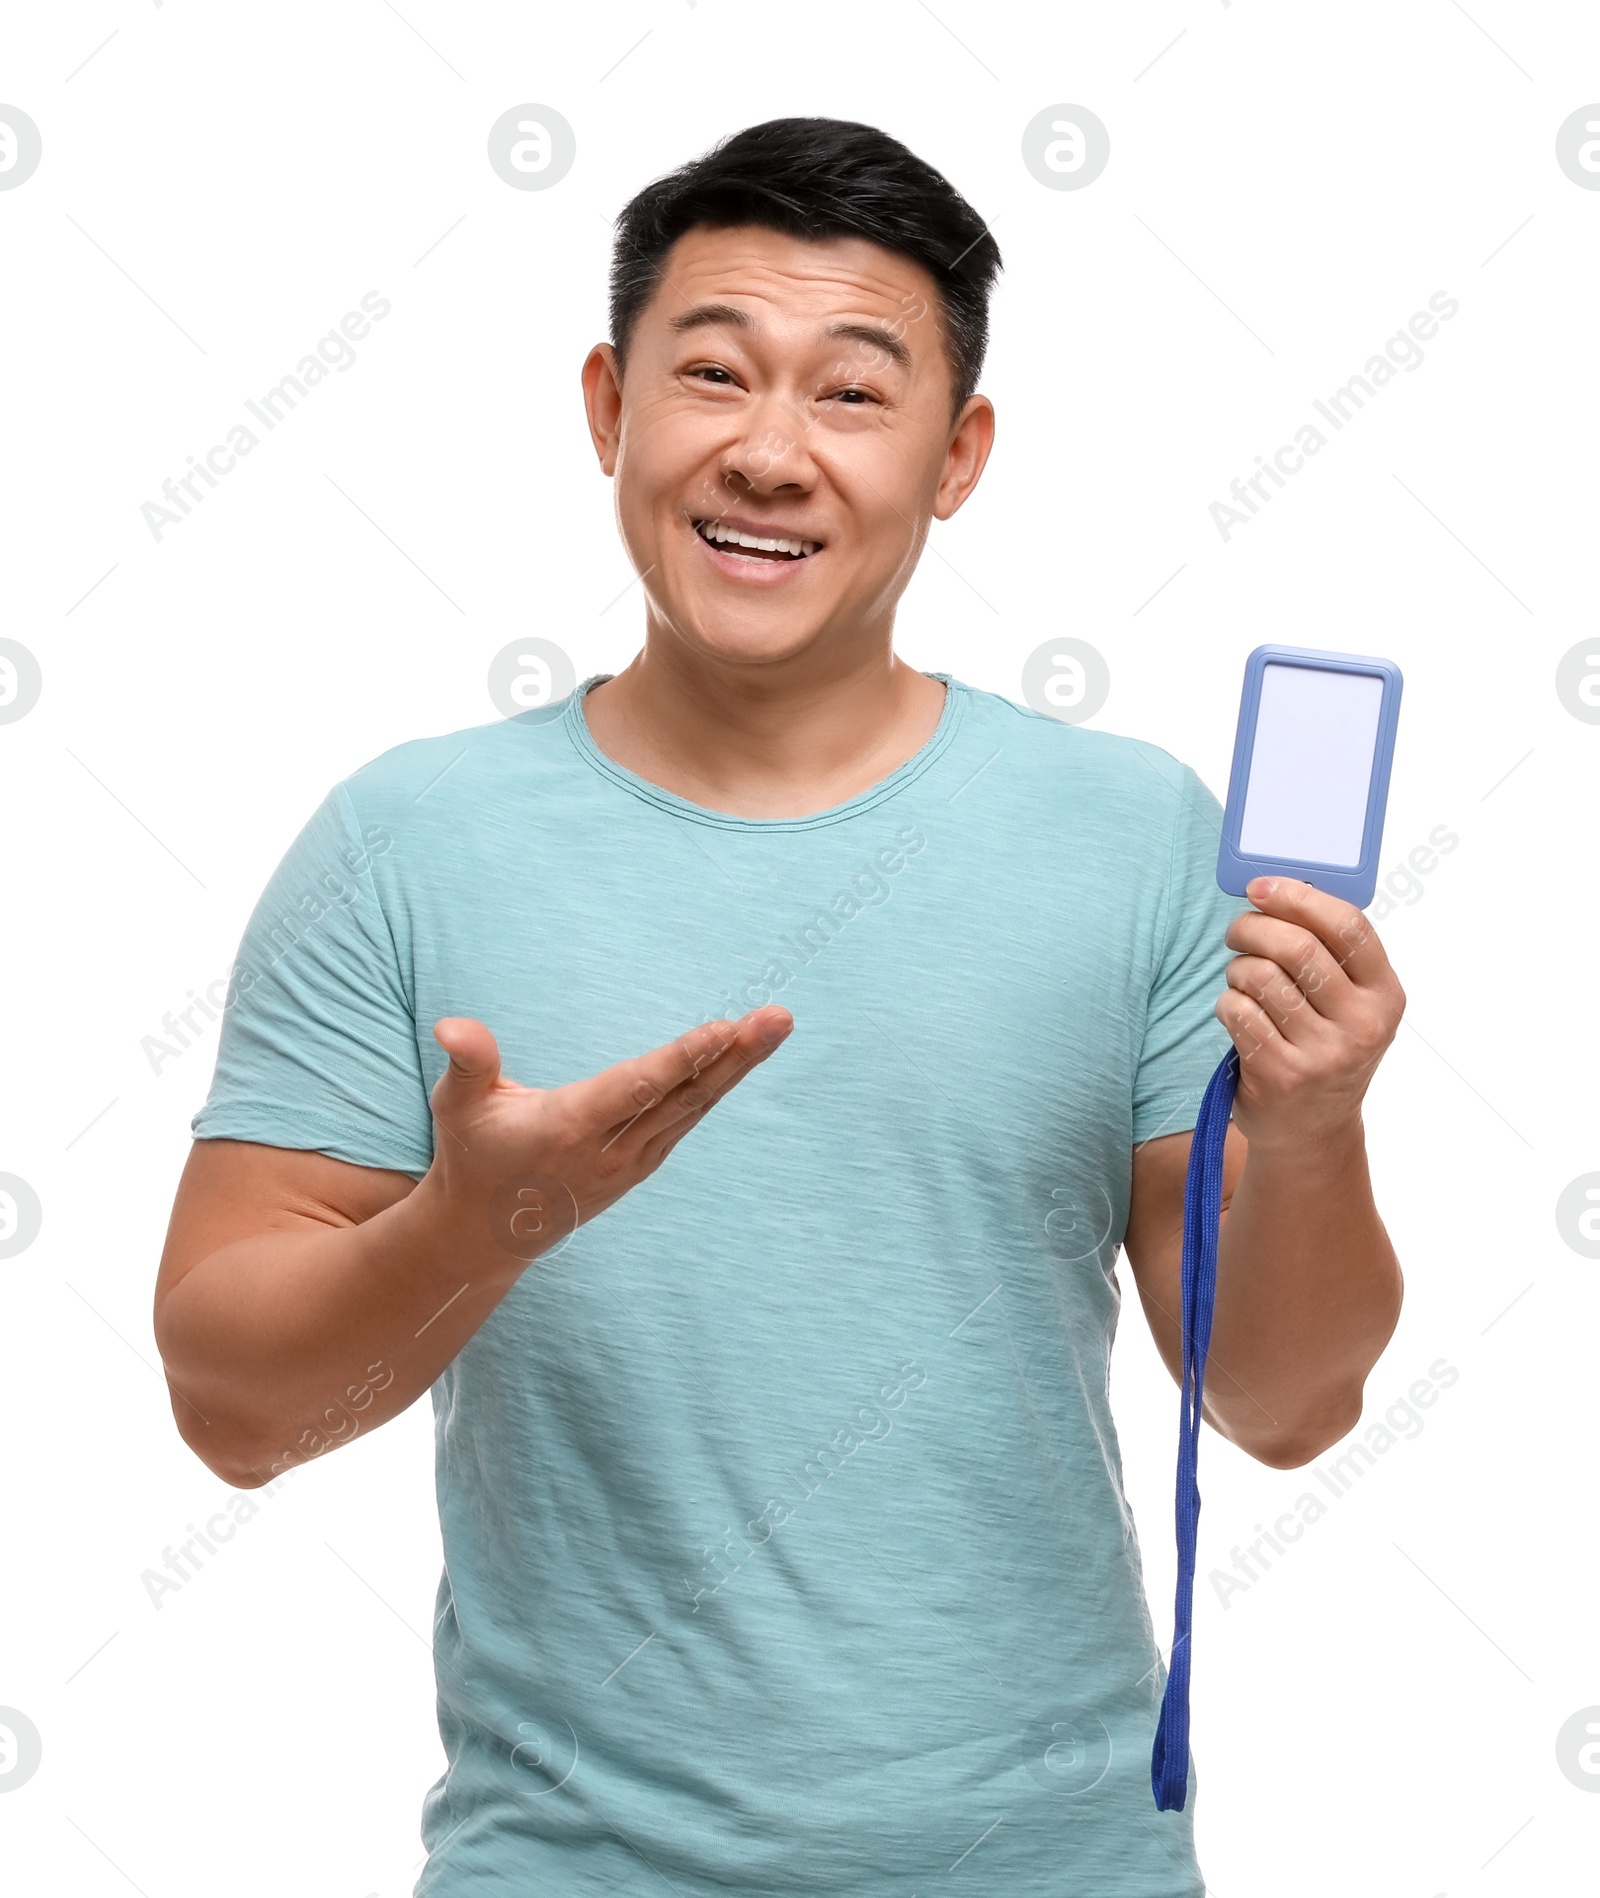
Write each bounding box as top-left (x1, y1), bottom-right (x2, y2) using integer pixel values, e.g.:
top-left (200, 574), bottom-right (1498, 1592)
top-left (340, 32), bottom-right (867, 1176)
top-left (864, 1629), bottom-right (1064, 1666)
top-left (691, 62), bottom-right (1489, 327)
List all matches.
top-left (695, 521), bottom-right (820, 557)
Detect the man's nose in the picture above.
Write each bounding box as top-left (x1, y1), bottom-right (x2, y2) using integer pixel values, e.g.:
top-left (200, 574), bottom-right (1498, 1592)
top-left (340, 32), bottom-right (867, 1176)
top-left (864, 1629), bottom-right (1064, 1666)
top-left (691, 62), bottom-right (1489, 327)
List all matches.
top-left (718, 390), bottom-right (817, 494)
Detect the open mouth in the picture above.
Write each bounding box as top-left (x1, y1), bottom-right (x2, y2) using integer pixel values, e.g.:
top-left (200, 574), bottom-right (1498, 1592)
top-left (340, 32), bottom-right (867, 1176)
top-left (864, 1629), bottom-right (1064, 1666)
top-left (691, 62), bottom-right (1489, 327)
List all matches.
top-left (693, 519), bottom-right (820, 562)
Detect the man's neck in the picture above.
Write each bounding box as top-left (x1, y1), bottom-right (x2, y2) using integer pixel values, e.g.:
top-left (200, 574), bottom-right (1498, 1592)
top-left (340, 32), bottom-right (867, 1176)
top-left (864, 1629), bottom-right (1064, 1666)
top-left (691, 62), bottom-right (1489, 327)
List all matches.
top-left (580, 638), bottom-right (949, 821)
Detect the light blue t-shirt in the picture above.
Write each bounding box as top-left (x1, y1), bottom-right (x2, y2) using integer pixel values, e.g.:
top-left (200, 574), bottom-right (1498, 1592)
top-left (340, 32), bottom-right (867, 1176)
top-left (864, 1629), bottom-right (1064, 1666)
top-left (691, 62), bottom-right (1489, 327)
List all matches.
top-left (192, 673), bottom-right (1246, 1896)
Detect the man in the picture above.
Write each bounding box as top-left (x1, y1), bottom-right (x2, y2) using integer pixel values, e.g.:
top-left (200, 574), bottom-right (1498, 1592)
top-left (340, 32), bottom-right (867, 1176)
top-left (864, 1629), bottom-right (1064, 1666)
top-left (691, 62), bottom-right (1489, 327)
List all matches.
top-left (155, 118), bottom-right (1404, 1896)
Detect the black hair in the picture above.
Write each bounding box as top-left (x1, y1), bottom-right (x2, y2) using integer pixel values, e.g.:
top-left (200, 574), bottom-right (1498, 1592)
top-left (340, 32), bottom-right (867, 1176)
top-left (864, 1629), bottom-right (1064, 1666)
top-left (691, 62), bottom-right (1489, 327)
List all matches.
top-left (608, 117), bottom-right (1003, 412)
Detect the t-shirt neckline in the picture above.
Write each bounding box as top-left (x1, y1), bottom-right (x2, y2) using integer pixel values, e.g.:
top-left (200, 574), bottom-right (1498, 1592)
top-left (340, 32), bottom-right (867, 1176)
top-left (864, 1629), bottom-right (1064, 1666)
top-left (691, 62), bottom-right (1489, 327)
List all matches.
top-left (561, 670), bottom-right (966, 832)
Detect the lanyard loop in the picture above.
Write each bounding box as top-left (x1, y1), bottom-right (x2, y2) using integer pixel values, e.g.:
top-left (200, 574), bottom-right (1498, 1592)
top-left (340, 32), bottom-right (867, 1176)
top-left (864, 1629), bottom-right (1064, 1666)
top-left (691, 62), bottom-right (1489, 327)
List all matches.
top-left (1151, 1046), bottom-right (1239, 1811)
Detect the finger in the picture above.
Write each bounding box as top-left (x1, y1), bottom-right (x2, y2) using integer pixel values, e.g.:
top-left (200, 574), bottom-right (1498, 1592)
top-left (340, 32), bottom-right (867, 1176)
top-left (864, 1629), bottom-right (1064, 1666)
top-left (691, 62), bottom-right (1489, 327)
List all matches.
top-left (581, 1016), bottom-right (746, 1129)
top-left (1244, 877), bottom-right (1396, 991)
top-left (1225, 954), bottom-right (1329, 1046)
top-left (612, 1008), bottom-right (793, 1152)
top-left (430, 1017), bottom-right (505, 1115)
top-left (632, 1005), bottom-right (796, 1163)
top-left (429, 1016), bottom-right (508, 1157)
top-left (1224, 912), bottom-right (1353, 1022)
top-left (637, 1096), bottom-right (718, 1172)
top-left (1215, 986), bottom-right (1286, 1066)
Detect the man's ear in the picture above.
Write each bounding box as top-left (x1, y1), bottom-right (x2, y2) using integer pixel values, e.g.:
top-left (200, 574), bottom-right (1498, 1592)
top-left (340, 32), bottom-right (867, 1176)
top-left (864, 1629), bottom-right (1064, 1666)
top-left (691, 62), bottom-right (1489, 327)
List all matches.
top-left (933, 393), bottom-right (995, 521)
top-left (581, 343), bottom-right (623, 474)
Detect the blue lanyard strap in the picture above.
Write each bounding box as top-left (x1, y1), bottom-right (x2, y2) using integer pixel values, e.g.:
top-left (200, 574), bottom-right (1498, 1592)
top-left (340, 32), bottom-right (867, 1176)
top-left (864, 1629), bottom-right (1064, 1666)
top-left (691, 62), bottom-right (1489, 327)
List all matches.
top-left (1150, 1045), bottom-right (1240, 1811)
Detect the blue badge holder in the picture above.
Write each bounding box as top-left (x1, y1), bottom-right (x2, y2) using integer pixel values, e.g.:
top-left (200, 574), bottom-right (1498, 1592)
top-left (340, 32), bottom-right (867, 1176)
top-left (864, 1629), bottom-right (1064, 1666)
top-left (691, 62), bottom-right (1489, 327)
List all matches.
top-left (1151, 644), bottom-right (1402, 1811)
top-left (1215, 645), bottom-right (1403, 913)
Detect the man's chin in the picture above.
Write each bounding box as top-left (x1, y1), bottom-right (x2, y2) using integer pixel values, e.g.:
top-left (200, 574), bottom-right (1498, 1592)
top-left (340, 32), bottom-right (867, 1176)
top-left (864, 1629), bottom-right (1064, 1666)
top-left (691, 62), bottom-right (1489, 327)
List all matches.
top-left (653, 605), bottom-right (832, 672)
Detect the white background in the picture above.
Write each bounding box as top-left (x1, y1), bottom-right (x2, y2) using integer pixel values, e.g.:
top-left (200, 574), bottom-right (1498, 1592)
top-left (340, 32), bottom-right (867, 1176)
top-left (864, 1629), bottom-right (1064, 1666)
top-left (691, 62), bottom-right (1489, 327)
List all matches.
top-left (2, 3), bottom-right (1598, 1895)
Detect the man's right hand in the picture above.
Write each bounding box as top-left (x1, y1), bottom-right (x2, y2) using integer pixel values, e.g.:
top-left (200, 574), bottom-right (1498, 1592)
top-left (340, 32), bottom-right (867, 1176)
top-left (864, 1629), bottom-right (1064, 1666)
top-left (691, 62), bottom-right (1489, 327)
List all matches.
top-left (154, 1005), bottom-right (793, 1488)
top-left (419, 1006), bottom-right (795, 1266)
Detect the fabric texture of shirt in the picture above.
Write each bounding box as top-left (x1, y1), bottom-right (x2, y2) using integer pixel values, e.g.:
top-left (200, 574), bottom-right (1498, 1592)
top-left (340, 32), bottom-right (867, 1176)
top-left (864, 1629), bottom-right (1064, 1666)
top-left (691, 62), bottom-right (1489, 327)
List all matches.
top-left (191, 672), bottom-right (1248, 1896)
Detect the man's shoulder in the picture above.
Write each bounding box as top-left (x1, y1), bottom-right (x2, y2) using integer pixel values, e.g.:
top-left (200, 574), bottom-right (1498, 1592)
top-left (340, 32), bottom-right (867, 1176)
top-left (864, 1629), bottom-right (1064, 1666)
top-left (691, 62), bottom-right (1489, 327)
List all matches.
top-left (335, 700), bottom-right (576, 818)
top-left (951, 677), bottom-right (1202, 808)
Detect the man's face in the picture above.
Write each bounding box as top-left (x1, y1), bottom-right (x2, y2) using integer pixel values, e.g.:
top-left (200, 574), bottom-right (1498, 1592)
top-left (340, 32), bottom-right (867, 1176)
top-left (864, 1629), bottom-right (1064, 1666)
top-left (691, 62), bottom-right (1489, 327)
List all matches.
top-left (582, 224), bottom-right (993, 669)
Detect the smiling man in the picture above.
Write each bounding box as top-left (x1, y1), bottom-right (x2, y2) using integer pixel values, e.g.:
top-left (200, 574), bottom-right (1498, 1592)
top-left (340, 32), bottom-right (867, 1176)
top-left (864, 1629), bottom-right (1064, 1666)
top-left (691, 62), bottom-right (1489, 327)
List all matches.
top-left (155, 120), bottom-right (1405, 1897)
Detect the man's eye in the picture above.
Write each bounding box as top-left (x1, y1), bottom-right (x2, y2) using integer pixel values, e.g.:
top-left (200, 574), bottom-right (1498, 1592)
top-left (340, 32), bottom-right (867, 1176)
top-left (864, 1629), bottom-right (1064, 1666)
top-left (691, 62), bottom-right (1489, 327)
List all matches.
top-left (691, 365), bottom-right (736, 384)
top-left (830, 387), bottom-right (877, 405)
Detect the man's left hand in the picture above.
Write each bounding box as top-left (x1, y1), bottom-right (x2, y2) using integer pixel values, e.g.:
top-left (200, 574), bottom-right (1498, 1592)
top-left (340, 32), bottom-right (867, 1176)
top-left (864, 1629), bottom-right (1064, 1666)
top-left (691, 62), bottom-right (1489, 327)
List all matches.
top-left (1217, 877), bottom-right (1406, 1152)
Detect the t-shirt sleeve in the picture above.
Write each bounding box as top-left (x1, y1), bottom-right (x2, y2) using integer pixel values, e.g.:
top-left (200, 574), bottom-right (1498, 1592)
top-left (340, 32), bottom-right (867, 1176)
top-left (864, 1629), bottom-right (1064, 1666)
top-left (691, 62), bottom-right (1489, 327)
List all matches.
top-left (1131, 763), bottom-right (1251, 1145)
top-left (189, 782), bottom-right (435, 1178)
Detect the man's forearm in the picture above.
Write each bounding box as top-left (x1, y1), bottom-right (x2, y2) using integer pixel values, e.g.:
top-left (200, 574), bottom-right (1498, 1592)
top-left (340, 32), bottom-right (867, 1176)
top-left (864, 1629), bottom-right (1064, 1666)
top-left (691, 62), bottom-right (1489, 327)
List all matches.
top-left (156, 1011), bottom-right (793, 1489)
top-left (154, 1175), bottom-right (525, 1489)
top-left (1205, 1118), bottom-right (1403, 1466)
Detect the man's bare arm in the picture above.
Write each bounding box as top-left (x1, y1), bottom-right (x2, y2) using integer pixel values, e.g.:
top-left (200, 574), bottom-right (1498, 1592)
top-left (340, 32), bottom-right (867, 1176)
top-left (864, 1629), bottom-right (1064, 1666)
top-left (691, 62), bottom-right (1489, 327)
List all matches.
top-left (1122, 879), bottom-right (1405, 1469)
top-left (1125, 1119), bottom-right (1402, 1467)
top-left (153, 1007), bottom-right (793, 1488)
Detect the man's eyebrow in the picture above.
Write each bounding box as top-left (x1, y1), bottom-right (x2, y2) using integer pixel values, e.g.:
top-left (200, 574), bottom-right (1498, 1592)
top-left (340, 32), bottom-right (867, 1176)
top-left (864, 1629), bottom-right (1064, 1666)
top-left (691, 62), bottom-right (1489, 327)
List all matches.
top-left (824, 321), bottom-right (912, 371)
top-left (668, 302), bottom-right (755, 338)
top-left (666, 305), bottom-right (914, 372)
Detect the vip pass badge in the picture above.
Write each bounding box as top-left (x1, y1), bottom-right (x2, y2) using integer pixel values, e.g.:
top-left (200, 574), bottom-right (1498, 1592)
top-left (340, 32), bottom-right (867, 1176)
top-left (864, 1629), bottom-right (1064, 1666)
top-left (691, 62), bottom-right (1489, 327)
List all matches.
top-left (1151, 644), bottom-right (1403, 1811)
